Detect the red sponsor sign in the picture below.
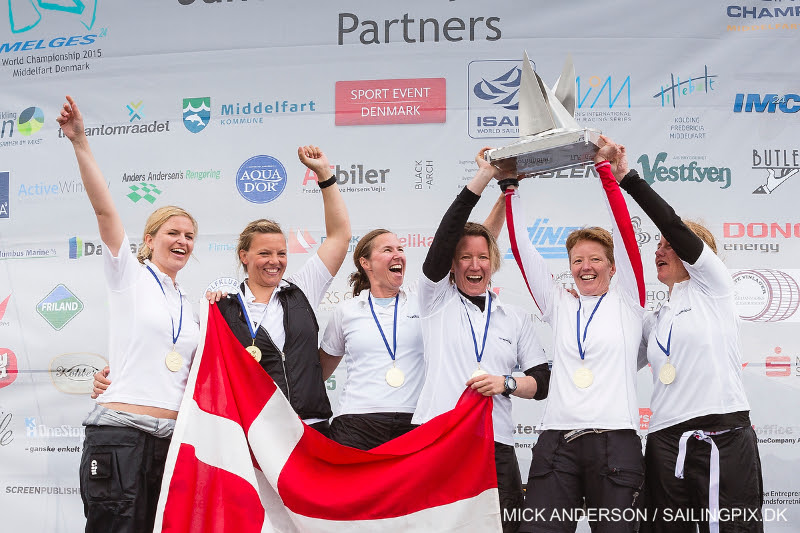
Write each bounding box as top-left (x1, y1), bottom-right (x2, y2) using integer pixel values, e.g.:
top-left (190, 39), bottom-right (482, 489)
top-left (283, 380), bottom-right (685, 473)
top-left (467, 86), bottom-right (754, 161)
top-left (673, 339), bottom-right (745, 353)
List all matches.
top-left (0, 348), bottom-right (18, 389)
top-left (766, 355), bottom-right (791, 377)
top-left (639, 408), bottom-right (652, 431)
top-left (335, 78), bottom-right (446, 126)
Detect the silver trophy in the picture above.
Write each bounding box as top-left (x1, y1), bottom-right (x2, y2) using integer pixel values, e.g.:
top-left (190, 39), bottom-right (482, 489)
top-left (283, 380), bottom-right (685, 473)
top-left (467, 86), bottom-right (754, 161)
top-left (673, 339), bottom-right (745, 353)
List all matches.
top-left (485, 52), bottom-right (601, 177)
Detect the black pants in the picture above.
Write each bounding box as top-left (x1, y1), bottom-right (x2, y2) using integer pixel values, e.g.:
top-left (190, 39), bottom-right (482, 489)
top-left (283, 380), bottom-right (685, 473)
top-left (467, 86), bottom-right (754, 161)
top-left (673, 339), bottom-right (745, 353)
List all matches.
top-left (496, 441), bottom-right (525, 533)
top-left (330, 412), bottom-right (415, 450)
top-left (520, 429), bottom-right (644, 533)
top-left (308, 419), bottom-right (331, 439)
top-left (641, 426), bottom-right (764, 533)
top-left (79, 425), bottom-right (171, 533)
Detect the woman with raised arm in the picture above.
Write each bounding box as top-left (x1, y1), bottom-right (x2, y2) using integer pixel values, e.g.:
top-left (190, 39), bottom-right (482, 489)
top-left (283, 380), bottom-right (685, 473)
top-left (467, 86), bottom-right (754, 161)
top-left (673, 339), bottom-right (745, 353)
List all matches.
top-left (210, 145), bottom-right (351, 438)
top-left (318, 194), bottom-right (507, 450)
top-left (614, 143), bottom-right (763, 533)
top-left (59, 96), bottom-right (201, 533)
top-left (412, 148), bottom-right (549, 533)
top-left (504, 136), bottom-right (647, 533)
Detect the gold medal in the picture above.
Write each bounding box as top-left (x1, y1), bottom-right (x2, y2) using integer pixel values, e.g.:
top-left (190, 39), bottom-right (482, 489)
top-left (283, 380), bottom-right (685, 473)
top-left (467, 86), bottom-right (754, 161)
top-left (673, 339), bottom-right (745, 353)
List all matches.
top-left (658, 361), bottom-right (676, 385)
top-left (385, 366), bottom-right (405, 388)
top-left (471, 367), bottom-right (488, 379)
top-left (573, 367), bottom-right (594, 389)
top-left (246, 344), bottom-right (262, 363)
top-left (165, 350), bottom-right (183, 372)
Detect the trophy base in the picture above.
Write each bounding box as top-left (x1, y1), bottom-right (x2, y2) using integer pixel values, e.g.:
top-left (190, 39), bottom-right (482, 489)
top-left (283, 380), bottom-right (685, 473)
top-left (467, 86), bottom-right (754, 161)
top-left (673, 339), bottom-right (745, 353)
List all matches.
top-left (486, 129), bottom-right (602, 177)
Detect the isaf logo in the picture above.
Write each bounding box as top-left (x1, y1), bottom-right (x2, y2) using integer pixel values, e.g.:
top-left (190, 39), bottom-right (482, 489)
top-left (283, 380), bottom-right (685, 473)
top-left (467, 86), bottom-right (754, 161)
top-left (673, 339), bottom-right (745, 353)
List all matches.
top-left (182, 97), bottom-right (211, 133)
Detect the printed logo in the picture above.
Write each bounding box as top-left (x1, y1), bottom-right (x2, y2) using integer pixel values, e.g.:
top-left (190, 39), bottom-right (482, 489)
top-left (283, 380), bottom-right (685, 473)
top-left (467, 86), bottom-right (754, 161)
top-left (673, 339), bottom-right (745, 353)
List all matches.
top-left (68, 237), bottom-right (105, 259)
top-left (183, 97), bottom-right (210, 133)
top-left (639, 408), bottom-right (652, 431)
top-left (631, 216), bottom-right (652, 249)
top-left (17, 106), bottom-right (44, 135)
top-left (205, 277), bottom-right (240, 295)
top-left (302, 163), bottom-right (390, 194)
top-left (6, 0), bottom-right (98, 33)
top-left (733, 94), bottom-right (799, 113)
top-left (766, 347), bottom-right (791, 378)
top-left (653, 66), bottom-right (717, 108)
top-left (36, 284), bottom-right (84, 330)
top-left (723, 222), bottom-right (799, 254)
top-left (414, 159), bottom-right (435, 190)
top-left (236, 155), bottom-right (287, 204)
top-left (0, 348), bottom-right (18, 389)
top-left (505, 219), bottom-right (581, 260)
top-left (468, 59), bottom-right (529, 139)
top-left (126, 100), bottom-right (143, 122)
top-left (751, 149), bottom-right (799, 194)
top-left (732, 269), bottom-right (800, 322)
top-left (0, 171), bottom-right (8, 218)
top-left (288, 229), bottom-right (317, 254)
top-left (335, 78), bottom-right (446, 126)
top-left (0, 293), bottom-right (10, 321)
top-left (219, 98), bottom-right (317, 126)
top-left (726, 4), bottom-right (800, 33)
top-left (49, 352), bottom-right (107, 394)
top-left (24, 417), bottom-right (85, 439)
top-left (637, 153), bottom-right (732, 189)
top-left (574, 73), bottom-right (632, 124)
top-left (127, 183), bottom-right (162, 204)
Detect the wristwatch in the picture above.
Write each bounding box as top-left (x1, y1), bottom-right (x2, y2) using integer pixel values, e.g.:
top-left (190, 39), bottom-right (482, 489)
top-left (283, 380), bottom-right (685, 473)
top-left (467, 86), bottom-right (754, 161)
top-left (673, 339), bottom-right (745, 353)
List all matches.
top-left (502, 375), bottom-right (517, 397)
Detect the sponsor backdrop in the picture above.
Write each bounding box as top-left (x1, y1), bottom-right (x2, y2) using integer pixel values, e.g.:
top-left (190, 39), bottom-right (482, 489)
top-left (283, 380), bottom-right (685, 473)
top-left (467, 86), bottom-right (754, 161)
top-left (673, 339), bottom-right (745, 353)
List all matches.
top-left (1, 1), bottom-right (798, 531)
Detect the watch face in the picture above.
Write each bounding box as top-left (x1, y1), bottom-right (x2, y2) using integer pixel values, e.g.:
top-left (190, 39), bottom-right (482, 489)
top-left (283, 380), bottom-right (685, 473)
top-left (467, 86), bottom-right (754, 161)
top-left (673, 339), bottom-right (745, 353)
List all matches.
top-left (507, 376), bottom-right (517, 390)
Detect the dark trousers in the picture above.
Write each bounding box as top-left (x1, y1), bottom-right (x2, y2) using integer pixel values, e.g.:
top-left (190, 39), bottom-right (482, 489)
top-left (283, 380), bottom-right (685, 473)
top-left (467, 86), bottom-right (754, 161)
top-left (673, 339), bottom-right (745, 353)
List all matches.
top-left (496, 441), bottom-right (525, 533)
top-left (520, 429), bottom-right (644, 533)
top-left (330, 412), bottom-right (415, 450)
top-left (308, 419), bottom-right (331, 439)
top-left (79, 425), bottom-right (171, 533)
top-left (641, 426), bottom-right (764, 533)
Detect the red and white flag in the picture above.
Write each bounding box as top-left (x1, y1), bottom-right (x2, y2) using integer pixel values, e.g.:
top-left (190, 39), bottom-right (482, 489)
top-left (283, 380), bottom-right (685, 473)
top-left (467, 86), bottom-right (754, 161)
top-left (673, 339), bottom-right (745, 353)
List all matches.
top-left (153, 304), bottom-right (501, 532)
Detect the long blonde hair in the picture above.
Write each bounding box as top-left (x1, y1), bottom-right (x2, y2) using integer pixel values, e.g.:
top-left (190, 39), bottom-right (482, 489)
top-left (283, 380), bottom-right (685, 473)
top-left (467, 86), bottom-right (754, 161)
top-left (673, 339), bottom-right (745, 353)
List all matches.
top-left (136, 206), bottom-right (198, 264)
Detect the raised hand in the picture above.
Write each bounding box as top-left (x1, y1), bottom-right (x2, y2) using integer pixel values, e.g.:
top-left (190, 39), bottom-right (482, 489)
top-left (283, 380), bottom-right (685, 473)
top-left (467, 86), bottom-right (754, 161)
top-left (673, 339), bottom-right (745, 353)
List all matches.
top-left (298, 145), bottom-right (333, 181)
top-left (56, 95), bottom-right (85, 143)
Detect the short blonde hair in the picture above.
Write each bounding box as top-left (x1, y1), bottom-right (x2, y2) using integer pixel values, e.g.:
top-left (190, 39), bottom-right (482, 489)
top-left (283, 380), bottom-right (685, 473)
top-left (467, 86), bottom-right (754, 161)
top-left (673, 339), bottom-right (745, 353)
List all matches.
top-left (137, 206), bottom-right (198, 264)
top-left (449, 222), bottom-right (502, 284)
top-left (565, 227), bottom-right (614, 264)
top-left (236, 219), bottom-right (285, 269)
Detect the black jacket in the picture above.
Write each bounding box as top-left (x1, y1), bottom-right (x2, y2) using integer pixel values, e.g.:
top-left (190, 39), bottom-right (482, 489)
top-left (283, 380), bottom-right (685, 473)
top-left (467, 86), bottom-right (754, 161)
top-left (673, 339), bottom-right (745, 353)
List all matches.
top-left (217, 282), bottom-right (332, 420)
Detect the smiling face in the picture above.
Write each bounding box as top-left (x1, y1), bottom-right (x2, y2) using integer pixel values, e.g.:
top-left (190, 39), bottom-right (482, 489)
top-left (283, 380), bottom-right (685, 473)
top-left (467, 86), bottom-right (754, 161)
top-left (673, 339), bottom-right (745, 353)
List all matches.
top-left (360, 232), bottom-right (405, 298)
top-left (655, 236), bottom-right (690, 289)
top-left (145, 215), bottom-right (195, 281)
top-left (239, 232), bottom-right (288, 290)
top-left (452, 235), bottom-right (493, 297)
top-left (569, 239), bottom-right (616, 296)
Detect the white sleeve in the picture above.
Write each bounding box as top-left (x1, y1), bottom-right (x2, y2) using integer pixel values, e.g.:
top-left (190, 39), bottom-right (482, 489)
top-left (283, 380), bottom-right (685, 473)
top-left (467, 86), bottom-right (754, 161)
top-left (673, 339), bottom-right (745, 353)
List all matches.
top-left (288, 253), bottom-right (334, 308)
top-left (506, 189), bottom-right (560, 322)
top-left (516, 309), bottom-right (548, 371)
top-left (418, 272), bottom-right (452, 319)
top-left (684, 244), bottom-right (733, 298)
top-left (103, 233), bottom-right (140, 291)
top-left (320, 303), bottom-right (346, 357)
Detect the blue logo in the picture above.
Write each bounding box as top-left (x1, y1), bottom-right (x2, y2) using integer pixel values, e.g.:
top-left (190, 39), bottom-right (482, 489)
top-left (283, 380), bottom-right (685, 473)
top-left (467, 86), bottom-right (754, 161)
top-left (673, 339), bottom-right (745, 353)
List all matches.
top-left (654, 66), bottom-right (717, 108)
top-left (183, 97), bottom-right (211, 133)
top-left (7, 0), bottom-right (98, 33)
top-left (236, 155), bottom-right (287, 204)
top-left (468, 58), bottom-right (535, 139)
top-left (126, 101), bottom-right (143, 122)
top-left (733, 94), bottom-right (799, 113)
top-left (576, 75), bottom-right (631, 109)
top-left (68, 237), bottom-right (82, 259)
top-left (25, 417), bottom-right (36, 437)
top-left (0, 172), bottom-right (8, 219)
top-left (505, 218), bottom-right (580, 260)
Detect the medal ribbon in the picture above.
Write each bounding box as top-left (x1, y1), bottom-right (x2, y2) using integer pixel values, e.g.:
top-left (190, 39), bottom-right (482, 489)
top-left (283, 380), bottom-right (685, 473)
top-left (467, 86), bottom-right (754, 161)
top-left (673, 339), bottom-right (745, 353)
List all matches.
top-left (236, 291), bottom-right (272, 344)
top-left (655, 323), bottom-right (674, 357)
top-left (576, 293), bottom-right (606, 361)
top-left (461, 291), bottom-right (492, 366)
top-left (368, 293), bottom-right (399, 361)
top-left (146, 265), bottom-right (183, 346)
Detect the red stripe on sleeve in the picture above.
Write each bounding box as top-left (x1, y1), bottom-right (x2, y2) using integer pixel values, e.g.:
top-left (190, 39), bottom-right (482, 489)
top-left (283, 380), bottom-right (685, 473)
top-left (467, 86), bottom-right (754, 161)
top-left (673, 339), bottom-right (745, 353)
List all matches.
top-left (505, 190), bottom-right (543, 313)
